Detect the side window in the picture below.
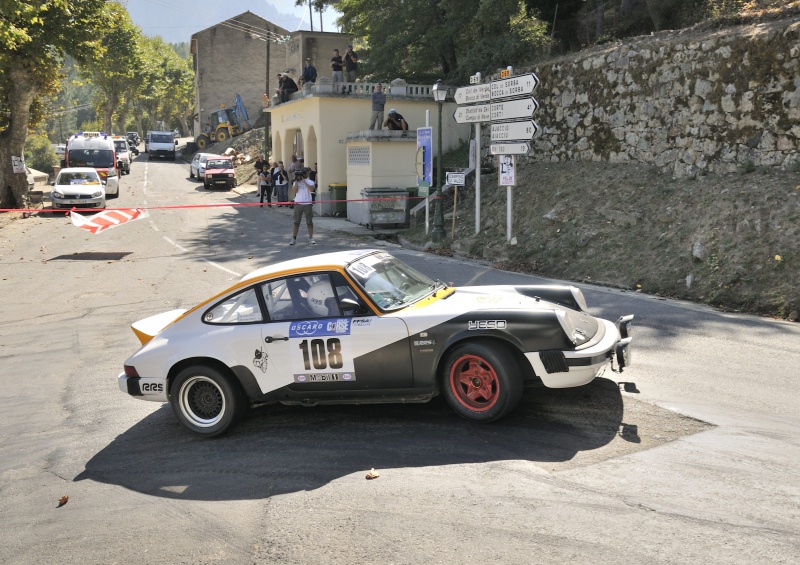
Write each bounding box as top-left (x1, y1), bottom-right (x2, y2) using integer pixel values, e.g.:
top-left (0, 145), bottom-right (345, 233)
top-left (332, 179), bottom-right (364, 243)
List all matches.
top-left (331, 272), bottom-right (370, 317)
top-left (204, 288), bottom-right (263, 324)
top-left (260, 274), bottom-right (344, 321)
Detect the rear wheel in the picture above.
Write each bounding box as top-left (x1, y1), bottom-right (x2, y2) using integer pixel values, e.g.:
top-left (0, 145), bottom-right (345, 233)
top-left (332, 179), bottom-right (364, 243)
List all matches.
top-left (442, 342), bottom-right (523, 422)
top-left (169, 365), bottom-right (246, 437)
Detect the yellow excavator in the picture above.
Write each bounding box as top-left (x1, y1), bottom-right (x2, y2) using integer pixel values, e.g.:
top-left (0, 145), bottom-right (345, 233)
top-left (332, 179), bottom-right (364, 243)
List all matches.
top-left (195, 94), bottom-right (251, 150)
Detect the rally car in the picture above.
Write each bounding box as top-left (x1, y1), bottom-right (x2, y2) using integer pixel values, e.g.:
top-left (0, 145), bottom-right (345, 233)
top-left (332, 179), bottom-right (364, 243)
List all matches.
top-left (118, 250), bottom-right (633, 436)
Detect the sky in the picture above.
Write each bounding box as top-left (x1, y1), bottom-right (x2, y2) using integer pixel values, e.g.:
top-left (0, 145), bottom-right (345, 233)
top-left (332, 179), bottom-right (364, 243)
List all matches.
top-left (125, 0), bottom-right (342, 44)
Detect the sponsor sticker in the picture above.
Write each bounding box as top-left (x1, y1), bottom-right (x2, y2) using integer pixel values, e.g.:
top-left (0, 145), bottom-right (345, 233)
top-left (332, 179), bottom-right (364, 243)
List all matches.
top-left (351, 318), bottom-right (372, 327)
top-left (468, 320), bottom-right (507, 330)
top-left (293, 372), bottom-right (357, 383)
top-left (414, 339), bottom-right (436, 346)
top-left (290, 319), bottom-right (351, 337)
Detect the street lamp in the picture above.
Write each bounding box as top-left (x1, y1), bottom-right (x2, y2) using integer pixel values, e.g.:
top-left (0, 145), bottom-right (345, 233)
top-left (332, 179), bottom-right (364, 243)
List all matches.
top-left (431, 79), bottom-right (448, 243)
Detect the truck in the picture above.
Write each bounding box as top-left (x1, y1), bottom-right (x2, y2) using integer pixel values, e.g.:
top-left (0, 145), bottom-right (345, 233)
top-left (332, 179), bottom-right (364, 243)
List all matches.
top-left (195, 93), bottom-right (251, 150)
top-left (145, 131), bottom-right (178, 161)
top-left (64, 131), bottom-right (120, 197)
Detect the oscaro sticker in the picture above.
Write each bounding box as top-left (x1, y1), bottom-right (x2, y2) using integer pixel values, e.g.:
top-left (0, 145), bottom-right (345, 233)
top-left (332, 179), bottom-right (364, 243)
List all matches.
top-left (468, 320), bottom-right (507, 330)
top-left (290, 319), bottom-right (351, 337)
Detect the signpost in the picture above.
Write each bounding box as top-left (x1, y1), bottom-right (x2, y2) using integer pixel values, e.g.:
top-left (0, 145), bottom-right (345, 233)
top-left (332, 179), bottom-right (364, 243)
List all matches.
top-left (490, 120), bottom-right (539, 142)
top-left (489, 73), bottom-right (540, 100)
top-left (446, 172), bottom-right (465, 186)
top-left (453, 104), bottom-right (490, 124)
top-left (489, 142), bottom-right (530, 155)
top-left (453, 84), bottom-right (491, 105)
top-left (490, 97), bottom-right (539, 121)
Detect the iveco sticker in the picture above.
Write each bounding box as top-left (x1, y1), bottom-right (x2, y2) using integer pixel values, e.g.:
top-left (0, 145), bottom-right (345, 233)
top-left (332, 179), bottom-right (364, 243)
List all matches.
top-left (289, 319), bottom-right (351, 337)
top-left (468, 320), bottom-right (507, 330)
top-left (253, 347), bottom-right (269, 373)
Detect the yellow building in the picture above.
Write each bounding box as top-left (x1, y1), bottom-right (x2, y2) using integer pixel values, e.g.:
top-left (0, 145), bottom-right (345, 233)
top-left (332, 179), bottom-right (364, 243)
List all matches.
top-left (267, 79), bottom-right (469, 222)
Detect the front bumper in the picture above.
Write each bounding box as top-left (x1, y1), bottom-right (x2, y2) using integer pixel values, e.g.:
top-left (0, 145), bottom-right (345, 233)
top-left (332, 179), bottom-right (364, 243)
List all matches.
top-left (525, 317), bottom-right (633, 388)
top-left (52, 194), bottom-right (105, 208)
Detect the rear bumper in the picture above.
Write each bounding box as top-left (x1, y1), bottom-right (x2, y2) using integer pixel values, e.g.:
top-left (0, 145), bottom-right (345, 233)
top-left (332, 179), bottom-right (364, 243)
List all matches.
top-left (118, 373), bottom-right (168, 402)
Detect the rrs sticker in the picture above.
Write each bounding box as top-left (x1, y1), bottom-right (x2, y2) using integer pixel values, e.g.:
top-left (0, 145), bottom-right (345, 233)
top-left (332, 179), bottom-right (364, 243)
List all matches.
top-left (141, 382), bottom-right (163, 393)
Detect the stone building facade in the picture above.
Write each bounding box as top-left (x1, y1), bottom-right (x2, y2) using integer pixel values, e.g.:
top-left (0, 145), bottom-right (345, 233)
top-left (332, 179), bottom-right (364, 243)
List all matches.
top-left (503, 16), bottom-right (800, 178)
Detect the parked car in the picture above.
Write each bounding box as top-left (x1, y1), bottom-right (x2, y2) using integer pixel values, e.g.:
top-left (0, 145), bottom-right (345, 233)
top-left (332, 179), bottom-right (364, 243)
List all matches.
top-left (189, 152), bottom-right (217, 180)
top-left (117, 249), bottom-right (634, 436)
top-left (54, 144), bottom-right (66, 158)
top-left (50, 167), bottom-right (106, 209)
top-left (203, 156), bottom-right (237, 189)
top-left (112, 136), bottom-right (132, 174)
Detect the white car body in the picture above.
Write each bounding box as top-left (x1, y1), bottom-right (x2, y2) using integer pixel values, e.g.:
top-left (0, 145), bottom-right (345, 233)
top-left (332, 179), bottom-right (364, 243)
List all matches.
top-left (64, 132), bottom-right (120, 197)
top-left (189, 153), bottom-right (217, 180)
top-left (51, 167), bottom-right (106, 209)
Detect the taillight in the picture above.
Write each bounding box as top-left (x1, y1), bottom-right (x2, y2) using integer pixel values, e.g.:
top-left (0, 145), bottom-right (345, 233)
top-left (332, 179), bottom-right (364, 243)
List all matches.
top-left (124, 365), bottom-right (140, 377)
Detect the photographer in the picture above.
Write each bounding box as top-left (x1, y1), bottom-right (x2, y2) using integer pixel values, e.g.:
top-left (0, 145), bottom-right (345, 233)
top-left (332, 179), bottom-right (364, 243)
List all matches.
top-left (289, 168), bottom-right (316, 246)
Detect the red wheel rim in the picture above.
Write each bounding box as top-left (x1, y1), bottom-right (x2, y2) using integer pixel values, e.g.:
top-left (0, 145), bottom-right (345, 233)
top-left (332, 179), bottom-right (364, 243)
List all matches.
top-left (449, 354), bottom-right (500, 412)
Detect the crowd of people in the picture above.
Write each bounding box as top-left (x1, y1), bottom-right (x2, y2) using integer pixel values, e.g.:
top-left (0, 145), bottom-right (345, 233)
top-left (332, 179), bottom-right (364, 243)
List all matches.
top-left (253, 154), bottom-right (319, 245)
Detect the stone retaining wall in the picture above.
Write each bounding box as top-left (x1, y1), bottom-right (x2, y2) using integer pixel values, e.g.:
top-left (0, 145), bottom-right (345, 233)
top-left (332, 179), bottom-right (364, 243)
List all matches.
top-left (498, 16), bottom-right (800, 178)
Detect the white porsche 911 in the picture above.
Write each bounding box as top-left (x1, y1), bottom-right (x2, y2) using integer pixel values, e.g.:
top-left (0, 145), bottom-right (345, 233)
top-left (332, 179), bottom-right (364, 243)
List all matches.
top-left (119, 250), bottom-right (633, 436)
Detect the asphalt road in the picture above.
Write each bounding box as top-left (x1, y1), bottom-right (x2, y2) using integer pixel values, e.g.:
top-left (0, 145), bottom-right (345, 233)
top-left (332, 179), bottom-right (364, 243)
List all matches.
top-left (1, 151), bottom-right (798, 564)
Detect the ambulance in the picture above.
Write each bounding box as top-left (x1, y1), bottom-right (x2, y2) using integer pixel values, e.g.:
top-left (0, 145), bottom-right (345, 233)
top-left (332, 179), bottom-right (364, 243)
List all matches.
top-left (64, 131), bottom-right (120, 197)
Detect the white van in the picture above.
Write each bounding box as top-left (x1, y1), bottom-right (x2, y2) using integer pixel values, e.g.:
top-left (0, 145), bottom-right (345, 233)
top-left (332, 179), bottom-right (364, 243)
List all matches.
top-left (146, 131), bottom-right (178, 161)
top-left (64, 132), bottom-right (120, 197)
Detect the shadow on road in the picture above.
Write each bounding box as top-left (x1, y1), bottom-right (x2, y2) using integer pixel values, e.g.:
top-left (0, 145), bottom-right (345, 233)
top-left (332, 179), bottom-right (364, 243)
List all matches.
top-left (76, 378), bottom-right (634, 501)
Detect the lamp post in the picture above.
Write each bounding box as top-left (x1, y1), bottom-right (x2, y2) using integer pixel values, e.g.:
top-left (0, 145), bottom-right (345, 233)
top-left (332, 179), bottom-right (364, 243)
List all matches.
top-left (431, 79), bottom-right (448, 243)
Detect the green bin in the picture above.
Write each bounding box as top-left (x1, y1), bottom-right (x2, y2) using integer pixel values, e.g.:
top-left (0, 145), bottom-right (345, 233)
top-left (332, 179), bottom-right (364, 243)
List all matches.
top-left (329, 183), bottom-right (347, 217)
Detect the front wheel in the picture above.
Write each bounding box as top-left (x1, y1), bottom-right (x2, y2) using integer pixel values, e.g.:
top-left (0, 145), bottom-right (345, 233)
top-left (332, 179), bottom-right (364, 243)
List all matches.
top-left (441, 342), bottom-right (523, 422)
top-left (169, 365), bottom-right (246, 437)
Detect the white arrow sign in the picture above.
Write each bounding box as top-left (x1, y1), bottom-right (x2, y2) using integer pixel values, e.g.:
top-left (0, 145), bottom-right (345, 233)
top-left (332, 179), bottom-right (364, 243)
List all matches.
top-left (490, 120), bottom-right (539, 141)
top-left (490, 143), bottom-right (530, 155)
top-left (490, 73), bottom-right (540, 100)
top-left (490, 97), bottom-right (539, 121)
top-left (454, 83), bottom-right (491, 104)
top-left (453, 104), bottom-right (490, 123)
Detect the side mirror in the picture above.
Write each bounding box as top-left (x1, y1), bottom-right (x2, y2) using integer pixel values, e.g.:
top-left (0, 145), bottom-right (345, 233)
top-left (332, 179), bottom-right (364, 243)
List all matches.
top-left (340, 298), bottom-right (368, 317)
top-left (50, 181), bottom-right (55, 186)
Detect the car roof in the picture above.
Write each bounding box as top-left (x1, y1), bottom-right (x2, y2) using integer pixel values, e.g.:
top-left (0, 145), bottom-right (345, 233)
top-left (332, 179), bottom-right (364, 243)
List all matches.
top-left (196, 153), bottom-right (220, 159)
top-left (58, 167), bottom-right (100, 175)
top-left (240, 249), bottom-right (380, 283)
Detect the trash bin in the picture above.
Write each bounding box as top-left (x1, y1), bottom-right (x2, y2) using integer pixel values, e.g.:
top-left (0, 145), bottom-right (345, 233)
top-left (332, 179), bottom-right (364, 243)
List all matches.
top-left (359, 187), bottom-right (408, 228)
top-left (329, 183), bottom-right (347, 217)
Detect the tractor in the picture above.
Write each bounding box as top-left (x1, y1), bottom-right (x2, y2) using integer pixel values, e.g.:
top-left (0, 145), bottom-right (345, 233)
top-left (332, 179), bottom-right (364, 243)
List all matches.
top-left (195, 93), bottom-right (251, 150)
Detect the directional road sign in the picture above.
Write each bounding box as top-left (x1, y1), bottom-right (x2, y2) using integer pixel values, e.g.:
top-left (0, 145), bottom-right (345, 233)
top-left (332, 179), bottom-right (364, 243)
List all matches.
top-left (490, 97), bottom-right (539, 121)
top-left (454, 83), bottom-right (491, 105)
top-left (453, 104), bottom-right (490, 124)
top-left (490, 120), bottom-right (539, 142)
top-left (490, 73), bottom-right (540, 100)
top-left (490, 142), bottom-right (530, 155)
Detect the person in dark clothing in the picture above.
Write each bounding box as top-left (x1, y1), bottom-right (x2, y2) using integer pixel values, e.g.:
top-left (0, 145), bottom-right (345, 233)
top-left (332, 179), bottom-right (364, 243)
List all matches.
top-left (258, 165), bottom-right (272, 207)
top-left (302, 58), bottom-right (317, 84)
top-left (280, 74), bottom-right (298, 103)
top-left (331, 49), bottom-right (344, 84)
top-left (369, 83), bottom-right (386, 130)
top-left (384, 109), bottom-right (408, 136)
top-left (344, 45), bottom-right (359, 82)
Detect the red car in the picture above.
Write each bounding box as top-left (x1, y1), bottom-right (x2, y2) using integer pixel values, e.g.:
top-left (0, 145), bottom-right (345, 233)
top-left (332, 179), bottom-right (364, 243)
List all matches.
top-left (203, 156), bottom-right (237, 190)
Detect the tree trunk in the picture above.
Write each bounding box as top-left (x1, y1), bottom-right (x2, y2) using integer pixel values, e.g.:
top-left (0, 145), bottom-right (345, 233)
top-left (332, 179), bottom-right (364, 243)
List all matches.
top-left (0, 68), bottom-right (38, 209)
top-left (620, 0), bottom-right (633, 18)
top-left (595, 2), bottom-right (606, 40)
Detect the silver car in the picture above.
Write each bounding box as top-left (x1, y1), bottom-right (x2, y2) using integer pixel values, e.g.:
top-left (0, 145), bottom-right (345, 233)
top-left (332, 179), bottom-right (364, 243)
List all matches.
top-left (51, 167), bottom-right (106, 209)
top-left (189, 152), bottom-right (217, 181)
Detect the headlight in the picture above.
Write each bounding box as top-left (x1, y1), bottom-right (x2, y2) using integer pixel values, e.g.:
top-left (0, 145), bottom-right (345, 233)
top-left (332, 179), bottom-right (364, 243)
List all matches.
top-left (91, 190), bottom-right (103, 198)
top-left (555, 310), bottom-right (590, 346)
top-left (52, 190), bottom-right (64, 198)
top-left (107, 169), bottom-right (117, 177)
top-left (227, 173), bottom-right (234, 178)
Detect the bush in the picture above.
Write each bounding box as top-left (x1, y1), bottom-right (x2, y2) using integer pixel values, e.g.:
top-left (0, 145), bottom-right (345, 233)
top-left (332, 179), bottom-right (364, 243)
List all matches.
top-left (24, 132), bottom-right (58, 174)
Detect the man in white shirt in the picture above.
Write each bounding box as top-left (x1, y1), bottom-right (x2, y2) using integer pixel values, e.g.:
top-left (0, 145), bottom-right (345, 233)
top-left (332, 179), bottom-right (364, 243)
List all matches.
top-left (289, 168), bottom-right (316, 245)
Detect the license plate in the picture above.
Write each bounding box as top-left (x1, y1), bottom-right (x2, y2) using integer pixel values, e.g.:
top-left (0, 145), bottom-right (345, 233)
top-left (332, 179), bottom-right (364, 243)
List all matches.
top-left (214, 180), bottom-right (227, 184)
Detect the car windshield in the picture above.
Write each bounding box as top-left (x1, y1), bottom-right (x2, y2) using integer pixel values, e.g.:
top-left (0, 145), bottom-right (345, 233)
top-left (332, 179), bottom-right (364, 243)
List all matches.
top-left (207, 159), bottom-right (231, 169)
top-left (68, 149), bottom-right (115, 168)
top-left (151, 134), bottom-right (173, 143)
top-left (346, 252), bottom-right (438, 311)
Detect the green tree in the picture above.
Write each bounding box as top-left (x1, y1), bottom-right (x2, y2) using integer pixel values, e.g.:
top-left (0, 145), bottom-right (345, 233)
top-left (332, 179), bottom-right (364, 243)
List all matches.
top-left (23, 130), bottom-right (58, 173)
top-left (0, 0), bottom-right (107, 208)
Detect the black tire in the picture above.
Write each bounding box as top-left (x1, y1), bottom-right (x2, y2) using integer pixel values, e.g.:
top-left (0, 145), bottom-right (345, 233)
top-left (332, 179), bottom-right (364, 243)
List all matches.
top-left (203, 180), bottom-right (209, 189)
top-left (169, 365), bottom-right (246, 437)
top-left (441, 342), bottom-right (523, 422)
top-left (196, 134), bottom-right (210, 150)
top-left (189, 169), bottom-right (194, 179)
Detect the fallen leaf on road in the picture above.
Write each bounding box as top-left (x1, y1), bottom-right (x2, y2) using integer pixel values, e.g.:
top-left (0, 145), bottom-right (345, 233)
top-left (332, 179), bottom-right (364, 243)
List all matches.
top-left (366, 468), bottom-right (380, 480)
top-left (57, 495), bottom-right (69, 508)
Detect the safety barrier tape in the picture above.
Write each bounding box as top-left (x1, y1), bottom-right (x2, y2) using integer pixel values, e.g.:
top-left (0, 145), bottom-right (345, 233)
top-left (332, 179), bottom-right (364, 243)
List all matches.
top-left (0, 195), bottom-right (433, 215)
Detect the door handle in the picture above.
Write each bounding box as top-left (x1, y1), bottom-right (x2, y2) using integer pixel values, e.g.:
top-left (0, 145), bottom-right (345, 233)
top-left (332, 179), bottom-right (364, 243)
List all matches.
top-left (264, 336), bottom-right (289, 343)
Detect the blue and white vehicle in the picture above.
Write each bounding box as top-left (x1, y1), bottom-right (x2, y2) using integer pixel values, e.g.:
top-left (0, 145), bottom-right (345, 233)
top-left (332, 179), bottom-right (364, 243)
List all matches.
top-left (119, 250), bottom-right (633, 436)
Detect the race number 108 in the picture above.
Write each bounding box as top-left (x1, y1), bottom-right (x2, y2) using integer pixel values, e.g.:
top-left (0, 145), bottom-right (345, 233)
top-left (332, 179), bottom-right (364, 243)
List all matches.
top-left (299, 338), bottom-right (344, 370)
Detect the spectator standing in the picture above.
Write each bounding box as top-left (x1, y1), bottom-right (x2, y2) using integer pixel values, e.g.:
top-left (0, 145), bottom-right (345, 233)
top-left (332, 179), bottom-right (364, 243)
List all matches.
top-left (273, 161), bottom-right (289, 207)
top-left (331, 49), bottom-right (344, 84)
top-left (258, 165), bottom-right (272, 207)
top-left (287, 154), bottom-right (300, 182)
top-left (344, 45), bottom-right (359, 82)
top-left (289, 168), bottom-right (316, 245)
top-left (369, 83), bottom-right (386, 130)
top-left (302, 58), bottom-right (317, 84)
top-left (253, 154), bottom-right (265, 177)
top-left (384, 109), bottom-right (409, 136)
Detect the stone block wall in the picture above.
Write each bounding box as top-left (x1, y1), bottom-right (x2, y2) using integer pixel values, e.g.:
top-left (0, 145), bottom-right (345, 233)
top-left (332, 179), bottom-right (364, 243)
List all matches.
top-left (501, 17), bottom-right (800, 177)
